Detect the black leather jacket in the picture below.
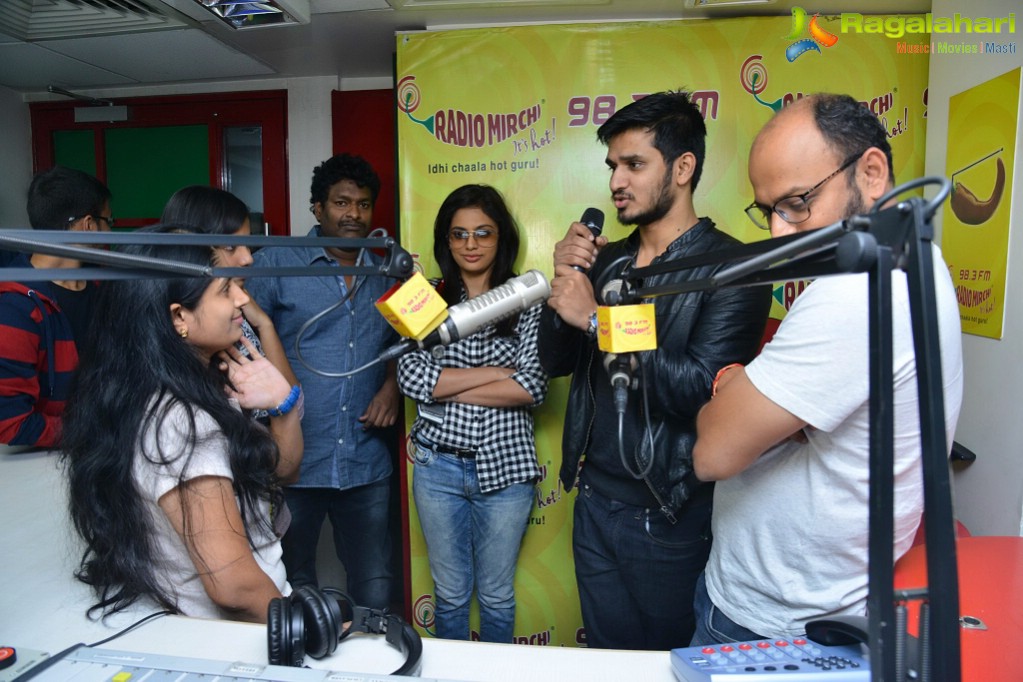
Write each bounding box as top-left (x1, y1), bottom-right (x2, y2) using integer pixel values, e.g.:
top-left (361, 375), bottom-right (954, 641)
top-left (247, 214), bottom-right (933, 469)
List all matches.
top-left (538, 218), bottom-right (772, 519)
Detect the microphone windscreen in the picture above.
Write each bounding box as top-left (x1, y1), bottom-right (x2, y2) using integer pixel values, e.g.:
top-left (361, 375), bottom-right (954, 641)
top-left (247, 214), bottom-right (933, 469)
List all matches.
top-left (581, 208), bottom-right (605, 236)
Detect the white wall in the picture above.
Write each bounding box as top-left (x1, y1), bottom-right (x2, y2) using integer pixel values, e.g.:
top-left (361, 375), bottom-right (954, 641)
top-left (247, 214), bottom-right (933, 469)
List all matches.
top-left (16, 75), bottom-right (391, 235)
top-left (0, 85), bottom-right (33, 229)
top-left (927, 0), bottom-right (1023, 536)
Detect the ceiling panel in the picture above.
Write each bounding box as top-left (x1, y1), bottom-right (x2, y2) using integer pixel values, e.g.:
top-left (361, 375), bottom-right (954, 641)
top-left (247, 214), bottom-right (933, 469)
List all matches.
top-left (46, 29), bottom-right (276, 84)
top-left (0, 40), bottom-right (136, 89)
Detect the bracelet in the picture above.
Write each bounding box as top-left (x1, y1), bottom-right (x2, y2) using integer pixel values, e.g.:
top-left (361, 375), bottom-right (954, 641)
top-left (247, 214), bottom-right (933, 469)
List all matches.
top-left (268, 385), bottom-right (302, 417)
top-left (711, 363), bottom-right (743, 398)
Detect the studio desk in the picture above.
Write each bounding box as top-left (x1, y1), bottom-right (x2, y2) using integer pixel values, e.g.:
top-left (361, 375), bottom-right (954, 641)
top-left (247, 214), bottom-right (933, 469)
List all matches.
top-left (0, 449), bottom-right (674, 682)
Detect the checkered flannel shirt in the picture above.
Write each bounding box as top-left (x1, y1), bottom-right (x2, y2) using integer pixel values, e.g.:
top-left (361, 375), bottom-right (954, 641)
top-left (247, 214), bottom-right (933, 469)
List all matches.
top-left (397, 301), bottom-right (548, 493)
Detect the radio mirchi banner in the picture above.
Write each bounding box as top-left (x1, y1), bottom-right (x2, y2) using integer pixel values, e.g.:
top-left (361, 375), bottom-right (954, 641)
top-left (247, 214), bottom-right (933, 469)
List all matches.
top-left (942, 67), bottom-right (1020, 339)
top-left (396, 15), bottom-right (927, 646)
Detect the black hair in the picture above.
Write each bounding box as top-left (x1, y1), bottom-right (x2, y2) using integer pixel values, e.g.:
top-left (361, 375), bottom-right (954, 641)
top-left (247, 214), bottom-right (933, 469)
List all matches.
top-left (62, 223), bottom-right (280, 618)
top-left (596, 89), bottom-right (707, 191)
top-left (810, 93), bottom-right (895, 184)
top-left (161, 185), bottom-right (250, 236)
top-left (432, 184), bottom-right (521, 336)
top-left (309, 153), bottom-right (381, 206)
top-left (27, 166), bottom-right (111, 231)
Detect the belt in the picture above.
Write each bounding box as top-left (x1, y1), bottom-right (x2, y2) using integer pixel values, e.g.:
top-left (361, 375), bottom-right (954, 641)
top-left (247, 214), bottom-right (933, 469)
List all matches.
top-left (412, 432), bottom-right (476, 458)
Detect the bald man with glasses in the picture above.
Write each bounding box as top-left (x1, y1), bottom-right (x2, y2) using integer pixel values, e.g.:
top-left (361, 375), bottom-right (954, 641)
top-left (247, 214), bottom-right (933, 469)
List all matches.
top-left (688, 94), bottom-right (964, 645)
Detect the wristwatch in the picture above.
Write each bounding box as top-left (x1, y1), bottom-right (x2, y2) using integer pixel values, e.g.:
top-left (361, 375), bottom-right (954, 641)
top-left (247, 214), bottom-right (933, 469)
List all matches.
top-left (585, 310), bottom-right (598, 339)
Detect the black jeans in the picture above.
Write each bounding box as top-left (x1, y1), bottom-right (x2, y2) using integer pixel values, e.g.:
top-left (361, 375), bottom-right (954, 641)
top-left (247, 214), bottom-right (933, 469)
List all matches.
top-left (572, 483), bottom-right (712, 650)
top-left (280, 481), bottom-right (393, 610)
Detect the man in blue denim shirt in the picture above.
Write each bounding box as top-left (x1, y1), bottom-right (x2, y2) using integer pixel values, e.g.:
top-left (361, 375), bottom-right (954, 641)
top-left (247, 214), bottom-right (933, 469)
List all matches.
top-left (246, 154), bottom-right (399, 609)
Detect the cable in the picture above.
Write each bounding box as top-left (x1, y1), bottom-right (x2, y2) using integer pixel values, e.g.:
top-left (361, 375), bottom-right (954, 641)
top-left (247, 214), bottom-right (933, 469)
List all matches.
top-left (86, 609), bottom-right (174, 648)
top-left (292, 262), bottom-right (366, 378)
top-left (292, 230), bottom-right (396, 379)
top-left (870, 176), bottom-right (951, 220)
top-left (616, 360), bottom-right (654, 480)
top-left (593, 254), bottom-right (633, 304)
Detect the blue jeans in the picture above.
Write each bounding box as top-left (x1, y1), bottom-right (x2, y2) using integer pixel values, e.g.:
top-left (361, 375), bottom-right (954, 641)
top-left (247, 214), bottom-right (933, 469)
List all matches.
top-left (573, 483), bottom-right (712, 651)
top-left (690, 571), bottom-right (767, 645)
top-left (280, 481), bottom-right (393, 610)
top-left (411, 443), bottom-right (535, 643)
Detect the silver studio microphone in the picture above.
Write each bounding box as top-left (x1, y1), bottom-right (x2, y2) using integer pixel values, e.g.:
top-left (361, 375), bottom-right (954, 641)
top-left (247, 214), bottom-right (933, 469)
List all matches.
top-left (378, 270), bottom-right (551, 361)
top-left (425, 269), bottom-right (550, 346)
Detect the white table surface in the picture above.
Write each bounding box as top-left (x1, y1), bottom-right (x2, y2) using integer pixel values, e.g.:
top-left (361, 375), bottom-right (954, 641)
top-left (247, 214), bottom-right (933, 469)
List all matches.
top-left (0, 449), bottom-right (676, 681)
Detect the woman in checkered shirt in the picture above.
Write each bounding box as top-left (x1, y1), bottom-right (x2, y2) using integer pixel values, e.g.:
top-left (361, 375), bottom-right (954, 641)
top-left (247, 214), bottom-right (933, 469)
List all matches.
top-left (397, 184), bottom-right (548, 643)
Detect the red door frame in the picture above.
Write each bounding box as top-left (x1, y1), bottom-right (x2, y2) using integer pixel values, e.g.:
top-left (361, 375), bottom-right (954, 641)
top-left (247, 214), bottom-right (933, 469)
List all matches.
top-left (331, 89), bottom-right (397, 237)
top-left (30, 90), bottom-right (290, 234)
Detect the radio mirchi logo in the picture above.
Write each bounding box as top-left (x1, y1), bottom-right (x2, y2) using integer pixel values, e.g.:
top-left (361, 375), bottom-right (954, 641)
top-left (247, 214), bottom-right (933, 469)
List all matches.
top-left (398, 74), bottom-right (544, 149)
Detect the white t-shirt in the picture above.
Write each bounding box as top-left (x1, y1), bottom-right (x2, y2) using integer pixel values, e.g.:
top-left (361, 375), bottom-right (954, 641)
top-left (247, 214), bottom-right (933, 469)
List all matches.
top-left (132, 396), bottom-right (289, 619)
top-left (706, 245), bottom-right (964, 638)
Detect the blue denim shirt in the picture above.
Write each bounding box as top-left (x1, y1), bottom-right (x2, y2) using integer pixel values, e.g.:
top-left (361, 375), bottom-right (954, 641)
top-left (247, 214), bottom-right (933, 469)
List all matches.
top-left (247, 227), bottom-right (399, 490)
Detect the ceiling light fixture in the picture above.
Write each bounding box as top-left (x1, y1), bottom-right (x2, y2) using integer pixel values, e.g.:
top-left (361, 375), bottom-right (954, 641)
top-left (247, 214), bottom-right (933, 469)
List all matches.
top-left (190, 0), bottom-right (311, 29)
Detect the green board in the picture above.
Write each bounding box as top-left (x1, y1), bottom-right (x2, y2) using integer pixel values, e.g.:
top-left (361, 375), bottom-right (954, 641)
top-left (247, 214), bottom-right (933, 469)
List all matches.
top-left (53, 130), bottom-right (96, 176)
top-left (105, 125), bottom-right (209, 220)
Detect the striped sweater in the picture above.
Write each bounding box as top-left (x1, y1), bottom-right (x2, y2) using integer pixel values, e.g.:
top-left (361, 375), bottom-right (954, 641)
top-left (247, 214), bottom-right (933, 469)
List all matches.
top-left (0, 259), bottom-right (79, 447)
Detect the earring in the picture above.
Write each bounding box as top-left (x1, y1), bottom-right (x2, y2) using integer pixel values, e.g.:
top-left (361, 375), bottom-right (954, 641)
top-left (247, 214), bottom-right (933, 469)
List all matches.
top-left (178, 327), bottom-right (189, 338)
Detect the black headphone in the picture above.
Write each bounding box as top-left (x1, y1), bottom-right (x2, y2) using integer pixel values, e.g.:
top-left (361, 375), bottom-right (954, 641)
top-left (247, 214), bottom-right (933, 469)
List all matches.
top-left (267, 585), bottom-right (423, 676)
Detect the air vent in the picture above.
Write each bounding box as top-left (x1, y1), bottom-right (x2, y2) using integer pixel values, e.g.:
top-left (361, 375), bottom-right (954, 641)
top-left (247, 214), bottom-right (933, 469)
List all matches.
top-left (0, 0), bottom-right (191, 41)
top-left (189, 0), bottom-right (311, 29)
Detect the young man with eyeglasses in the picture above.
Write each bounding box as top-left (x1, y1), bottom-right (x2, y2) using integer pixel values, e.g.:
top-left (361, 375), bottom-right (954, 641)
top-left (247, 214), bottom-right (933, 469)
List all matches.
top-left (0, 165), bottom-right (112, 448)
top-left (690, 93), bottom-right (964, 644)
top-left (537, 90), bottom-right (772, 651)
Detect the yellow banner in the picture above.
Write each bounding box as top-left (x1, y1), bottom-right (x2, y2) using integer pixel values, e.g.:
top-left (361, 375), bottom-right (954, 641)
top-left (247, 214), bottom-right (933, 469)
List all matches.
top-left (396, 15), bottom-right (928, 646)
top-left (942, 67), bottom-right (1019, 339)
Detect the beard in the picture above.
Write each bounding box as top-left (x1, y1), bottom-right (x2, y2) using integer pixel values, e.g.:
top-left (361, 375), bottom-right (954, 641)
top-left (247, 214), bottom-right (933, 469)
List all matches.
top-left (617, 167), bottom-right (675, 227)
top-left (841, 177), bottom-right (869, 219)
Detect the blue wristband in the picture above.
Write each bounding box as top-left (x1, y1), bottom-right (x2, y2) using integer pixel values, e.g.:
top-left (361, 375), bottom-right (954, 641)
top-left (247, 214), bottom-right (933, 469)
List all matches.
top-left (268, 385), bottom-right (302, 417)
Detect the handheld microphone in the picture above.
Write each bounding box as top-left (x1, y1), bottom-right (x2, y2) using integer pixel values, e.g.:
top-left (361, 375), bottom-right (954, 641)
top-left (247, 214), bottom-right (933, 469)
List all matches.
top-left (378, 270), bottom-right (551, 361)
top-left (571, 208), bottom-right (605, 273)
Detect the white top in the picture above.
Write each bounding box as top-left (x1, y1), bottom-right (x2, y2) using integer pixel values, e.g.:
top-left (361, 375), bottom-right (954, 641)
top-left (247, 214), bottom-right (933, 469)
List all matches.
top-left (707, 246), bottom-right (964, 637)
top-left (132, 396), bottom-right (289, 619)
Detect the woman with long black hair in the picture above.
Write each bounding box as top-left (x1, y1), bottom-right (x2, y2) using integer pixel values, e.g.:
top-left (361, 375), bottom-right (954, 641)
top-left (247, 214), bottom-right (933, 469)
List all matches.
top-left (62, 229), bottom-right (301, 622)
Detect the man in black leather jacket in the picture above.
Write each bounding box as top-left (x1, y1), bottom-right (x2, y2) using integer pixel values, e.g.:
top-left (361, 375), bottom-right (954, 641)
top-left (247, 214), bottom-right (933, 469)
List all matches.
top-left (537, 90), bottom-right (771, 651)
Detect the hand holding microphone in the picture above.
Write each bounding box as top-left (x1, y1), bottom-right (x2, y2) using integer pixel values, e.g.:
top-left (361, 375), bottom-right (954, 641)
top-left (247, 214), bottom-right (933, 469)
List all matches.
top-left (548, 208), bottom-right (606, 332)
top-left (553, 208), bottom-right (605, 274)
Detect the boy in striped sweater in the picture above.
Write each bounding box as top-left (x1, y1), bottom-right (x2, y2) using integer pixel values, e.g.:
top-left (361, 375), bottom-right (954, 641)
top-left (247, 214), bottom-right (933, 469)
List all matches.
top-left (0, 166), bottom-right (111, 448)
